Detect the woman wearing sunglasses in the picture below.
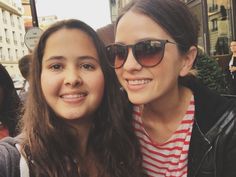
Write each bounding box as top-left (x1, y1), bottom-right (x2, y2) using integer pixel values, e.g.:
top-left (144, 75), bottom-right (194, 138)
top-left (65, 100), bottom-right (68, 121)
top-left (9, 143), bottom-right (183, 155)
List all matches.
top-left (106, 0), bottom-right (236, 176)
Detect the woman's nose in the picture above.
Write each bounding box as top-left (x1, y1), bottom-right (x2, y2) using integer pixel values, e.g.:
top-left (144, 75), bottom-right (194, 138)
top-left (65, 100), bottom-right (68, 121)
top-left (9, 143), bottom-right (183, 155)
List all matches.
top-left (122, 48), bottom-right (142, 71)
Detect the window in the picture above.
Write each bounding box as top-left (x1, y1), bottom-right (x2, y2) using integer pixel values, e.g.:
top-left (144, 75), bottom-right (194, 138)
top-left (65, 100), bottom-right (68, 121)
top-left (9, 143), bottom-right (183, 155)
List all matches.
top-left (12, 31), bottom-right (17, 45)
top-left (15, 49), bottom-right (19, 59)
top-left (207, 0), bottom-right (232, 56)
top-left (5, 29), bottom-right (10, 44)
top-left (8, 48), bottom-right (12, 60)
top-left (212, 19), bottom-right (218, 31)
top-left (17, 17), bottom-right (21, 29)
top-left (2, 11), bottom-right (7, 24)
top-left (10, 14), bottom-right (15, 27)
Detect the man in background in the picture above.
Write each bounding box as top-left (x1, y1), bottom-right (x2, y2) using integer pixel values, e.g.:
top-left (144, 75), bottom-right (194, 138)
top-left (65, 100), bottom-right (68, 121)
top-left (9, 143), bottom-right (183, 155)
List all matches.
top-left (18, 54), bottom-right (32, 102)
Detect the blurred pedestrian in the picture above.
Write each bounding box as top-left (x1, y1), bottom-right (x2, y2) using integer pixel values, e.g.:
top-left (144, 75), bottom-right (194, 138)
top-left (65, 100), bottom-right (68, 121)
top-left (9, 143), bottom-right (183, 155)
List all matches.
top-left (18, 54), bottom-right (32, 102)
top-left (106, 0), bottom-right (236, 176)
top-left (96, 23), bottom-right (115, 46)
top-left (0, 64), bottom-right (21, 139)
top-left (229, 39), bottom-right (236, 94)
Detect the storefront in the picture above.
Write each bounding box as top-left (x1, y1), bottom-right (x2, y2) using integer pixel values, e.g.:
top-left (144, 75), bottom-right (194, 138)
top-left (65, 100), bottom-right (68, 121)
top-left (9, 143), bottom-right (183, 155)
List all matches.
top-left (185, 0), bottom-right (236, 70)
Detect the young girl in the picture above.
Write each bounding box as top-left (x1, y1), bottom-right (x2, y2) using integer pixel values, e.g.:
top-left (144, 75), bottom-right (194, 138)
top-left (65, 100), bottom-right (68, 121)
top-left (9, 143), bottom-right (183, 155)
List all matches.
top-left (106, 0), bottom-right (236, 176)
top-left (0, 19), bottom-right (145, 177)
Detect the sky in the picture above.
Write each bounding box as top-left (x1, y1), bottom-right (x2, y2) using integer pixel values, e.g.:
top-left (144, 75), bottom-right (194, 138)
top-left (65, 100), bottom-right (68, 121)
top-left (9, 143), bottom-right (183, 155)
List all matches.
top-left (34, 0), bottom-right (112, 30)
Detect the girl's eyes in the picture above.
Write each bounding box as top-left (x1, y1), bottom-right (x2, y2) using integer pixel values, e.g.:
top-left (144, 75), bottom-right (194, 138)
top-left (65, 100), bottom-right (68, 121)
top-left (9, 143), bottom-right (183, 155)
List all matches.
top-left (80, 63), bottom-right (96, 71)
top-left (47, 62), bottom-right (97, 71)
top-left (49, 64), bottom-right (63, 71)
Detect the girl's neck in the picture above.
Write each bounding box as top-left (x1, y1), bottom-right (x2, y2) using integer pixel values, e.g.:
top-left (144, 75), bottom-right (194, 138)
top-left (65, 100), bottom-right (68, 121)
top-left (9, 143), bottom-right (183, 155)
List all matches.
top-left (67, 117), bottom-right (93, 155)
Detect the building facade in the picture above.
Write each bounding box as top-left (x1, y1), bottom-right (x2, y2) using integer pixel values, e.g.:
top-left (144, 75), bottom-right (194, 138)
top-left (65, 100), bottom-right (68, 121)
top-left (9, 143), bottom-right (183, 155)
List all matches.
top-left (0, 0), bottom-right (28, 76)
top-left (110, 0), bottom-right (236, 69)
top-left (184, 0), bottom-right (236, 70)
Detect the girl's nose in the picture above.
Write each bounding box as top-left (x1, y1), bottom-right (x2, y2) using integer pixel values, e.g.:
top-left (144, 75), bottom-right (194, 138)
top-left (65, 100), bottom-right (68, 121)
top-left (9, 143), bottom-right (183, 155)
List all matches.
top-left (64, 69), bottom-right (82, 87)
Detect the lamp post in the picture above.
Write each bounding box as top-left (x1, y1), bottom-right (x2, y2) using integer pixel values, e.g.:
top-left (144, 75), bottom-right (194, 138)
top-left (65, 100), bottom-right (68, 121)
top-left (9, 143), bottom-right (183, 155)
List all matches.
top-left (29, 0), bottom-right (39, 27)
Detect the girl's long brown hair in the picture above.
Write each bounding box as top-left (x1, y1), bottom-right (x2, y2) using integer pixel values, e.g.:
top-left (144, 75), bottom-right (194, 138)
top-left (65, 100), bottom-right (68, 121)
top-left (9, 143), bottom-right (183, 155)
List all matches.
top-left (20, 19), bottom-right (146, 177)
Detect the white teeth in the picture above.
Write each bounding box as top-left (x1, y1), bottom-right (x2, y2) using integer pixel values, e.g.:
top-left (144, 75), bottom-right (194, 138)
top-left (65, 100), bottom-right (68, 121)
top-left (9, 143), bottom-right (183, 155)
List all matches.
top-left (127, 79), bottom-right (150, 85)
top-left (61, 94), bottom-right (85, 98)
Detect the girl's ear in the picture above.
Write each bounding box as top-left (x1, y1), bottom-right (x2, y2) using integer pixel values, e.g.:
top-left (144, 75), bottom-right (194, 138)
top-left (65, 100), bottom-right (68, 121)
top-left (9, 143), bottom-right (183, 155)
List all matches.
top-left (179, 46), bottom-right (197, 77)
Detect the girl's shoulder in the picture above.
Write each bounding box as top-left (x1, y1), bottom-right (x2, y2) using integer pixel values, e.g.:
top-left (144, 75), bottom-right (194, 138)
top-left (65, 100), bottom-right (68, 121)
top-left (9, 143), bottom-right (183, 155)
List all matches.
top-left (0, 137), bottom-right (21, 177)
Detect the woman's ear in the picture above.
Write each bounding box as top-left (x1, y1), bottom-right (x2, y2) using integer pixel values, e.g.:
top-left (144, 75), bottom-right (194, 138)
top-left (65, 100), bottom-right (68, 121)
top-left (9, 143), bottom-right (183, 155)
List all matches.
top-left (179, 46), bottom-right (197, 77)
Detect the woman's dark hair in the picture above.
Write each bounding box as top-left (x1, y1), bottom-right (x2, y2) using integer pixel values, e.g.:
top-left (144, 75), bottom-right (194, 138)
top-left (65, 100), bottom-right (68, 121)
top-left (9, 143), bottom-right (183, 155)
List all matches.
top-left (116, 0), bottom-right (199, 54)
top-left (21, 19), bottom-right (145, 177)
top-left (0, 64), bottom-right (21, 136)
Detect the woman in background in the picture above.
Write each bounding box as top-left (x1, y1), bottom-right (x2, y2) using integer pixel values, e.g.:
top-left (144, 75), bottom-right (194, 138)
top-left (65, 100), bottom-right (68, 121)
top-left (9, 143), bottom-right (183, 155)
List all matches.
top-left (0, 64), bottom-right (21, 139)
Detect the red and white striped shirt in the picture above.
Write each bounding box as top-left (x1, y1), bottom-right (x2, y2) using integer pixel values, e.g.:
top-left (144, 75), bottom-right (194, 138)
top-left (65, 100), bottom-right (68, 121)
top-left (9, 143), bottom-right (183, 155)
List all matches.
top-left (133, 98), bottom-right (195, 177)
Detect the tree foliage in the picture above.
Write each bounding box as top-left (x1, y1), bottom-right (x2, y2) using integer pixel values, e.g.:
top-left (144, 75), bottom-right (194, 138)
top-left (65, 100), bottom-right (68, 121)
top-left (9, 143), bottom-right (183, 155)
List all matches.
top-left (195, 52), bottom-right (230, 94)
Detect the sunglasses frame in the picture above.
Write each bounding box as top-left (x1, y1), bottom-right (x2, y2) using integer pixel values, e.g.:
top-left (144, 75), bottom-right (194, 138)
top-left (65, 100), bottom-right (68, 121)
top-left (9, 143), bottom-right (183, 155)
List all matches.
top-left (106, 39), bottom-right (178, 69)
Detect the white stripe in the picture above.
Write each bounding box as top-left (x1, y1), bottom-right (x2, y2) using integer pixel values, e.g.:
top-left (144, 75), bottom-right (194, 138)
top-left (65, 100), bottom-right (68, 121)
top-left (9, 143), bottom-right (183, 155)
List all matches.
top-left (141, 147), bottom-right (188, 164)
top-left (15, 144), bottom-right (30, 177)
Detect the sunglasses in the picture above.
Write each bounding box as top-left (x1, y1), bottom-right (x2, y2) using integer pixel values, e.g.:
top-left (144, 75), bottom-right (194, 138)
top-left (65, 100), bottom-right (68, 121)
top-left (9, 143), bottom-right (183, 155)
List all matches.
top-left (106, 39), bottom-right (178, 69)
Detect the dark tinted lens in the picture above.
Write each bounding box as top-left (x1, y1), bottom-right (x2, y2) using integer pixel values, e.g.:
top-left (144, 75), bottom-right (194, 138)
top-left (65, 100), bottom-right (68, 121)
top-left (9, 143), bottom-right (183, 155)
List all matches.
top-left (106, 44), bottom-right (127, 68)
top-left (134, 40), bottom-right (164, 67)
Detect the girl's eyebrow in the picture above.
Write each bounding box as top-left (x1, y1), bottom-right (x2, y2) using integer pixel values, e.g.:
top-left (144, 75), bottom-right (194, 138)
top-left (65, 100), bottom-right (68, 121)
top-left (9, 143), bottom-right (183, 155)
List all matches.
top-left (44, 55), bottom-right (99, 62)
top-left (44, 55), bottom-right (65, 62)
top-left (78, 55), bottom-right (98, 61)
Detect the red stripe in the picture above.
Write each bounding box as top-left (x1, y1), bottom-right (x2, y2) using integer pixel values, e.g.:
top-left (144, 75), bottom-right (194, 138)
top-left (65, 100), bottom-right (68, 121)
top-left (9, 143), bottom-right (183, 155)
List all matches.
top-left (134, 125), bottom-right (192, 141)
top-left (157, 136), bottom-right (191, 147)
top-left (133, 110), bottom-right (141, 116)
top-left (174, 128), bottom-right (190, 134)
top-left (143, 158), bottom-right (187, 172)
top-left (143, 163), bottom-right (187, 176)
top-left (181, 119), bottom-right (194, 124)
top-left (136, 131), bottom-right (191, 149)
top-left (139, 136), bottom-right (190, 151)
top-left (142, 151), bottom-right (187, 165)
top-left (141, 145), bottom-right (188, 158)
top-left (186, 110), bottom-right (195, 114)
top-left (134, 124), bottom-right (191, 136)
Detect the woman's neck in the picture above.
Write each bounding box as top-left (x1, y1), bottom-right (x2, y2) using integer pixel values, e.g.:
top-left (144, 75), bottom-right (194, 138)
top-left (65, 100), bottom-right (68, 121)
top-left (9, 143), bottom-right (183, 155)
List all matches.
top-left (140, 86), bottom-right (193, 144)
top-left (142, 86), bottom-right (192, 124)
